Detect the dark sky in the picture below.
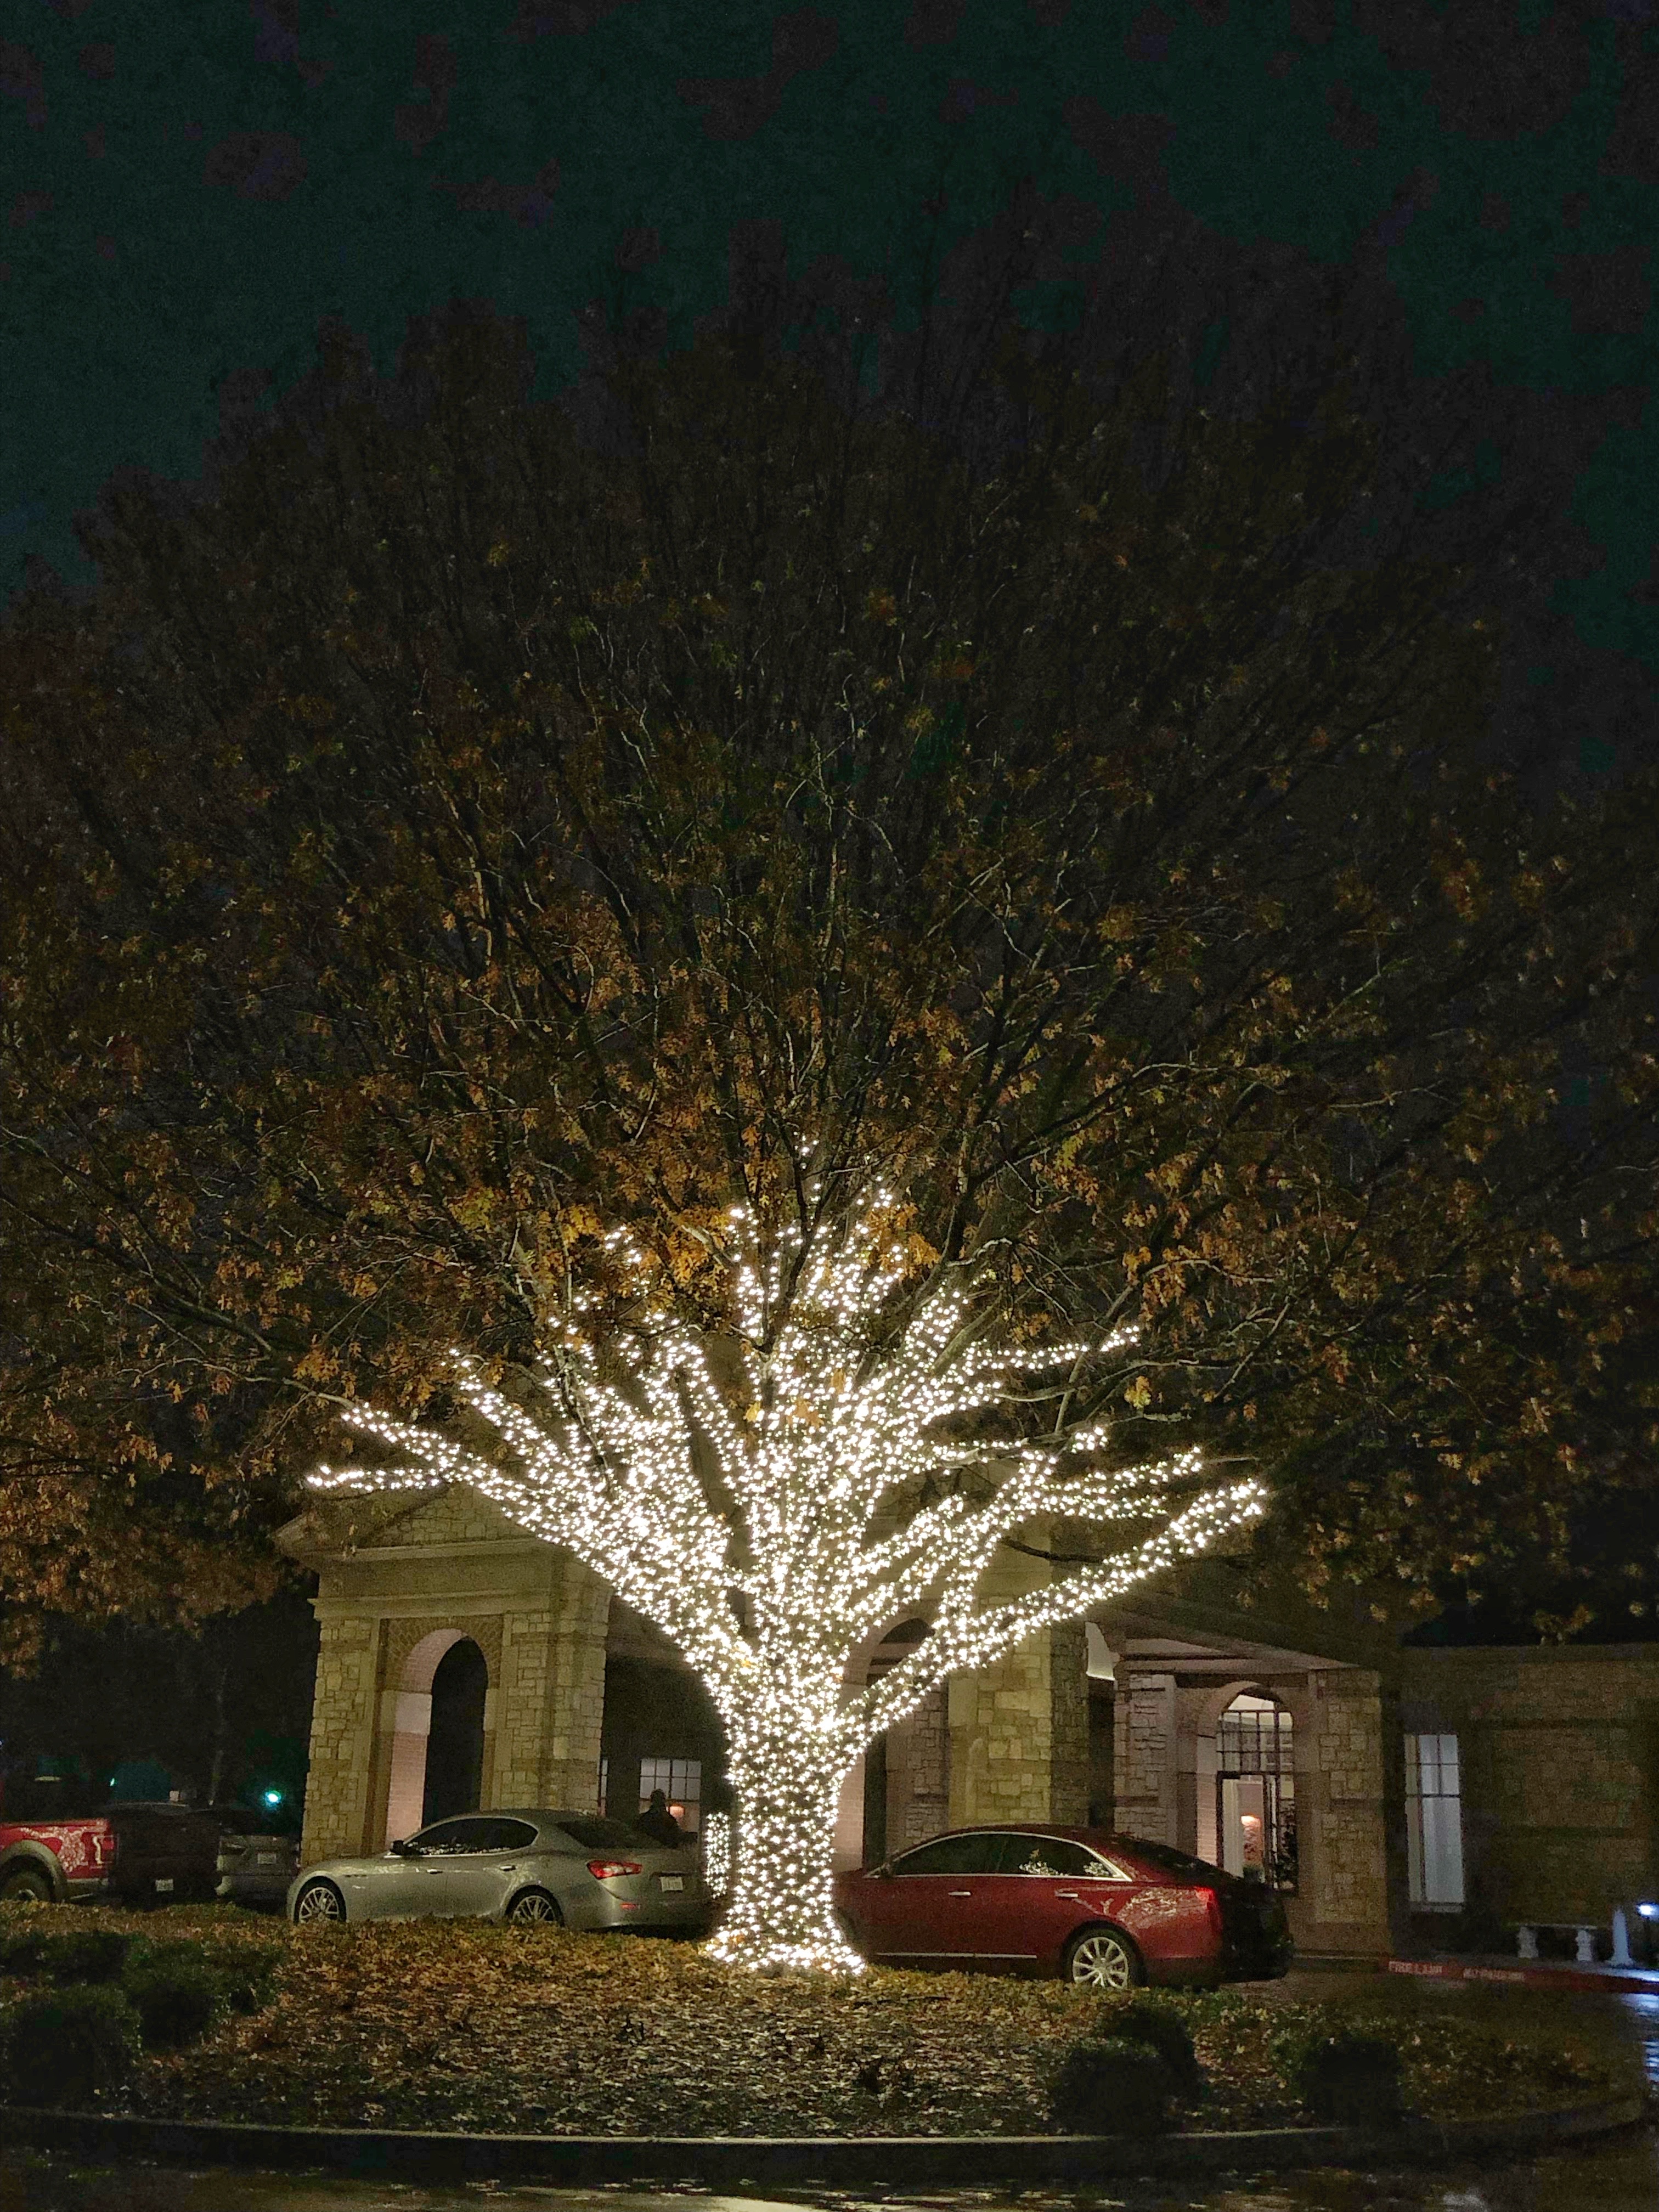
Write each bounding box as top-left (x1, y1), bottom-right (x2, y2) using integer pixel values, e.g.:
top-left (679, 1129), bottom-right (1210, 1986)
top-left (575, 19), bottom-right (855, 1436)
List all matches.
top-left (4, 0), bottom-right (1657, 776)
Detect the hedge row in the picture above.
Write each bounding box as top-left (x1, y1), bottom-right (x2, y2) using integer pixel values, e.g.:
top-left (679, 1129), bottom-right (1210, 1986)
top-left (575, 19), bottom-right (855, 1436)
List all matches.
top-left (0, 1924), bottom-right (280, 2106)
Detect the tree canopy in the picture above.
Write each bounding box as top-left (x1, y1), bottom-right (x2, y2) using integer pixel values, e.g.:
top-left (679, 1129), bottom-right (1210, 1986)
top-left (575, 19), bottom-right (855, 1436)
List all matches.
top-left (2, 298), bottom-right (1655, 1664)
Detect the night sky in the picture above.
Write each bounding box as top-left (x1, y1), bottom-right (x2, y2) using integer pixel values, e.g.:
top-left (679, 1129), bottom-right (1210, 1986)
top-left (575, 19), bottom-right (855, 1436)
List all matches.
top-left (4, 0), bottom-right (1657, 781)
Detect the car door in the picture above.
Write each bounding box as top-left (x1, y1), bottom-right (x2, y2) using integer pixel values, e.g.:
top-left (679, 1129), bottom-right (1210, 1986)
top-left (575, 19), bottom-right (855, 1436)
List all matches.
top-left (970, 1833), bottom-right (1133, 1971)
top-left (454, 1816), bottom-right (541, 1916)
top-left (859, 1832), bottom-right (1012, 1965)
top-left (398, 1816), bottom-right (504, 1916)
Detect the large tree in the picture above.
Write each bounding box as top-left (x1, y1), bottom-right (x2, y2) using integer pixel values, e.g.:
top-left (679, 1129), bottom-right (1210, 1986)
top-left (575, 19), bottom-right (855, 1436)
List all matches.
top-left (2, 301), bottom-right (1655, 1730)
top-left (319, 1204), bottom-right (1263, 1966)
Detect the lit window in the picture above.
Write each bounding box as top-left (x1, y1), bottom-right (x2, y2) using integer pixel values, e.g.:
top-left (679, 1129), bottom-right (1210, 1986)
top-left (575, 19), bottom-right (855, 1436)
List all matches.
top-left (640, 1755), bottom-right (701, 1832)
top-left (1406, 1732), bottom-right (1465, 1909)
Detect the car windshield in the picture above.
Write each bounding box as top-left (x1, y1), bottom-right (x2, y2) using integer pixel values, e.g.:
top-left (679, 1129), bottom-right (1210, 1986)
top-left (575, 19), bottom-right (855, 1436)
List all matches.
top-left (550, 1815), bottom-right (651, 1852)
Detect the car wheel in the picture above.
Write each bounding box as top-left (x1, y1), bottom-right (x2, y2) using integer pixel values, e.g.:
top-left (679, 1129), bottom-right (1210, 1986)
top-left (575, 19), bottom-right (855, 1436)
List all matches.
top-left (1062, 1925), bottom-right (1143, 1990)
top-left (292, 1878), bottom-right (346, 1925)
top-left (505, 1888), bottom-right (563, 1927)
top-left (0, 1864), bottom-right (54, 1904)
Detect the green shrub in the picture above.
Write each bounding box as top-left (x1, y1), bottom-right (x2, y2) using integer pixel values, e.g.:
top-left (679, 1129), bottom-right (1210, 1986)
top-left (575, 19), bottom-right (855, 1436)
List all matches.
top-left (0, 1922), bottom-right (51, 1977)
top-left (211, 1957), bottom-right (278, 2015)
top-left (1093, 1998), bottom-right (1203, 2097)
top-left (1049, 2036), bottom-right (1176, 2136)
top-left (38, 1928), bottom-right (135, 1984)
top-left (0, 1983), bottom-right (141, 2107)
top-left (121, 1959), bottom-right (221, 2050)
top-left (1292, 2030), bottom-right (1404, 2128)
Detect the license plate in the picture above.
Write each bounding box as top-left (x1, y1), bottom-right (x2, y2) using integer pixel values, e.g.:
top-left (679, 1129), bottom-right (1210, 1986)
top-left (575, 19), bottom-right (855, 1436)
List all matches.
top-left (154, 1877), bottom-right (174, 1894)
top-left (256, 1853), bottom-right (282, 1867)
top-left (659, 1875), bottom-right (684, 1892)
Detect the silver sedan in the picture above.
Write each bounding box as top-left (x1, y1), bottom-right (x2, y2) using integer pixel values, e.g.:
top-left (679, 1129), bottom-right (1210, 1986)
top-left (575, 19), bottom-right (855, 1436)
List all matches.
top-left (287, 1809), bottom-right (708, 1930)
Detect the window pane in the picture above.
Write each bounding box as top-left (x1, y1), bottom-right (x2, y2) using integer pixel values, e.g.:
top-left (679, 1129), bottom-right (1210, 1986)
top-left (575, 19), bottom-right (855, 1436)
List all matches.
top-left (1404, 1733), bottom-right (1464, 1906)
top-left (415, 1817), bottom-right (493, 1854)
top-left (893, 1832), bottom-right (1003, 1876)
top-left (1125, 1838), bottom-right (1220, 1879)
top-left (1004, 1835), bottom-right (1105, 1877)
top-left (478, 1819), bottom-right (538, 1850)
top-left (552, 1815), bottom-right (645, 1852)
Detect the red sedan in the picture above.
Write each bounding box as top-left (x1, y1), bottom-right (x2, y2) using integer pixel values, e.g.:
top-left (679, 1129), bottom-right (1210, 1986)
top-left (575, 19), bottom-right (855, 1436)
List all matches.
top-left (833, 1824), bottom-right (1294, 1988)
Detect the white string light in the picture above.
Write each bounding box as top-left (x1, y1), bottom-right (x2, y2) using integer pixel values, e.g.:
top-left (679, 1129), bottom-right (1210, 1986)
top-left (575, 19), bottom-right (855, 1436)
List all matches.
top-left (310, 1192), bottom-right (1266, 1972)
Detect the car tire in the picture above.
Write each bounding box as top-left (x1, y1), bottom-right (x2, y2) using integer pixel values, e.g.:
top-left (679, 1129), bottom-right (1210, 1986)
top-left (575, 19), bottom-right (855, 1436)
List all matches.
top-left (1061, 1924), bottom-right (1144, 1990)
top-left (504, 1888), bottom-right (563, 1927)
top-left (0, 1864), bottom-right (55, 1904)
top-left (291, 1878), bottom-right (346, 1925)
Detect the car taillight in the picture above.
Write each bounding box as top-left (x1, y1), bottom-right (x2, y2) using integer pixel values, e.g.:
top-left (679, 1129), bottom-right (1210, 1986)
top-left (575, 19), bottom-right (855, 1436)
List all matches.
top-left (586, 1859), bottom-right (642, 1880)
top-left (1196, 1886), bottom-right (1222, 1938)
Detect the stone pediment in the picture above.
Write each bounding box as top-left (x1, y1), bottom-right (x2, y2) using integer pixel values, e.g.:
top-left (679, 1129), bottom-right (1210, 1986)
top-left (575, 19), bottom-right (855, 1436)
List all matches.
top-left (360, 1483), bottom-right (536, 1550)
top-left (273, 1481), bottom-right (544, 1565)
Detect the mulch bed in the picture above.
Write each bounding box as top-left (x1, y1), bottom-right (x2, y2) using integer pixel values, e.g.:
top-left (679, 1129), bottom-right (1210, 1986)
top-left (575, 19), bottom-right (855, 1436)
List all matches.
top-left (0, 1905), bottom-right (1624, 2137)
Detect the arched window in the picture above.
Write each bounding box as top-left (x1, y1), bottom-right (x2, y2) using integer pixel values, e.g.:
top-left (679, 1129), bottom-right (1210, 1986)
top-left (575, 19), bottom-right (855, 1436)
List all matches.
top-left (1216, 1691), bottom-right (1296, 1890)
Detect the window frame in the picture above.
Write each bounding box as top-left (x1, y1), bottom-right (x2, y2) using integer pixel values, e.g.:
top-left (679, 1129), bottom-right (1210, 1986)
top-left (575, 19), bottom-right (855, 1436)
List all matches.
top-left (1404, 1730), bottom-right (1465, 1911)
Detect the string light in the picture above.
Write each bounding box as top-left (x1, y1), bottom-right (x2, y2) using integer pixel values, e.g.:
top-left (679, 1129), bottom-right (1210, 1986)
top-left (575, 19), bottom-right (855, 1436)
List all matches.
top-left (311, 1192), bottom-right (1266, 1972)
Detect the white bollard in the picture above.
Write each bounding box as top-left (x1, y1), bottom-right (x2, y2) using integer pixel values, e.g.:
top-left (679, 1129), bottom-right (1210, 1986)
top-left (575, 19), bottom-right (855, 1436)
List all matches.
top-left (1517, 1925), bottom-right (1539, 1959)
top-left (1611, 1908), bottom-right (1633, 1968)
top-left (1575, 1925), bottom-right (1595, 1964)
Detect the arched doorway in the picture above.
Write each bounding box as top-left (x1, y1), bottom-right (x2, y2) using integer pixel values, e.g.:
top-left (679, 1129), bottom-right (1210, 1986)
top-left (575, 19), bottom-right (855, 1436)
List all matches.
top-left (382, 1628), bottom-right (491, 1846)
top-left (422, 1638), bottom-right (488, 1826)
top-left (1216, 1691), bottom-right (1296, 1888)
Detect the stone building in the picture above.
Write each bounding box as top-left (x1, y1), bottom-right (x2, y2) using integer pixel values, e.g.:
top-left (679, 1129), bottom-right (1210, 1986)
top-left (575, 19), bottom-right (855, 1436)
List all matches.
top-left (278, 1485), bottom-right (1659, 1961)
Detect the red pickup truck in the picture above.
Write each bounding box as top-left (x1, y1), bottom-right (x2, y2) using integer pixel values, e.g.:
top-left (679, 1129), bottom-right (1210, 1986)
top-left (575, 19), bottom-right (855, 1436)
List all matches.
top-left (0, 1803), bottom-right (225, 1906)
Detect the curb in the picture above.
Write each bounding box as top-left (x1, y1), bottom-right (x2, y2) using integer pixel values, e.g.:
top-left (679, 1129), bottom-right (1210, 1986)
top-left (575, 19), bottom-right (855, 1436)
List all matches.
top-left (1386, 1956), bottom-right (1659, 1997)
top-left (0, 2096), bottom-right (1645, 2184)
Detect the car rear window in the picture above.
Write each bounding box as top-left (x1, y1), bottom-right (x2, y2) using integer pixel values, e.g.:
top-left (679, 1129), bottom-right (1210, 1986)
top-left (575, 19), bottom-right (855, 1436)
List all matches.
top-left (211, 1808), bottom-right (267, 1836)
top-left (550, 1816), bottom-right (648, 1852)
top-left (1121, 1838), bottom-right (1223, 1880)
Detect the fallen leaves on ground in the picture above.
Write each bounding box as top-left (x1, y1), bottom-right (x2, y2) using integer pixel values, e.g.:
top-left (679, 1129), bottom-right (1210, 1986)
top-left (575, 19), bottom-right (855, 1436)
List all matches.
top-left (0, 1907), bottom-right (1621, 2136)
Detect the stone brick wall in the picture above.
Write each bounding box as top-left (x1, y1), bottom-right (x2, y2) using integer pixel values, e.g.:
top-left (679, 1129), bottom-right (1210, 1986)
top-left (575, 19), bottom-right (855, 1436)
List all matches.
top-left (1048, 1621), bottom-right (1090, 1826)
top-left (949, 1625), bottom-right (1091, 1827)
top-left (1401, 1644), bottom-right (1659, 1927)
top-left (1294, 1668), bottom-right (1390, 1950)
top-left (367, 1490), bottom-right (522, 1548)
top-left (887, 1683), bottom-right (950, 1849)
top-left (493, 1559), bottom-right (610, 1809)
top-left (301, 1614), bottom-right (385, 1865)
top-left (1113, 1672), bottom-right (1176, 1844)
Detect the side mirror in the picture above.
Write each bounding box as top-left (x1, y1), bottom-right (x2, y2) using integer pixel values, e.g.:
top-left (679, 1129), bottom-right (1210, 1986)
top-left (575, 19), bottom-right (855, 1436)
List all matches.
top-left (390, 1836), bottom-right (416, 1857)
top-left (872, 1861), bottom-right (894, 1881)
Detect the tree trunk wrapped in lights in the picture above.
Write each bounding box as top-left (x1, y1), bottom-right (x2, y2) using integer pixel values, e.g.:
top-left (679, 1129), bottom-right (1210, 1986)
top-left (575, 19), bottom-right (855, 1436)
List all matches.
top-left (312, 1200), bottom-right (1262, 1971)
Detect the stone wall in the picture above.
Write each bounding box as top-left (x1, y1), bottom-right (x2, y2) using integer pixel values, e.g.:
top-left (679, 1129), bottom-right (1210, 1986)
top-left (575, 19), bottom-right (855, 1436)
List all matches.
top-left (492, 1561), bottom-right (610, 1809)
top-left (1400, 1643), bottom-right (1659, 1928)
top-left (885, 1682), bottom-right (950, 1850)
top-left (1113, 1672), bottom-right (1176, 1844)
top-left (949, 1624), bottom-right (1091, 1827)
top-left (300, 1613), bottom-right (385, 1865)
top-left (1290, 1667), bottom-right (1391, 1951)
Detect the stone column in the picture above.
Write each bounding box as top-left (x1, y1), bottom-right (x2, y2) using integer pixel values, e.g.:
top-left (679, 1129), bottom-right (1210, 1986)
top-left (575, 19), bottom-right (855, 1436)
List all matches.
top-left (1297, 1667), bottom-right (1391, 1951)
top-left (885, 1682), bottom-right (950, 1851)
top-left (947, 1622), bottom-right (1089, 1827)
top-left (1113, 1672), bottom-right (1177, 1845)
top-left (490, 1553), bottom-right (611, 1809)
top-left (300, 1614), bottom-right (386, 1866)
